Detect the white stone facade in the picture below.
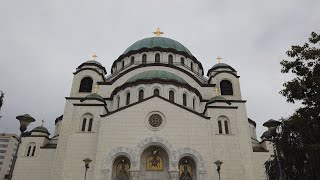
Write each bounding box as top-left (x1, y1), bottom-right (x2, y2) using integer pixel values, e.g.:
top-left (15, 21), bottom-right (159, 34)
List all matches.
top-left (13, 36), bottom-right (272, 180)
top-left (0, 133), bottom-right (18, 180)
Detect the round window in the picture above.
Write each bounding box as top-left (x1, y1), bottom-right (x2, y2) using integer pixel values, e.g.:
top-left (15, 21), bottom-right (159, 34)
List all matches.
top-left (148, 114), bottom-right (163, 127)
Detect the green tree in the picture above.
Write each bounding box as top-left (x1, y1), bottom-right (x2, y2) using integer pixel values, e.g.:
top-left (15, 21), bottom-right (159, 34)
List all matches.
top-left (265, 32), bottom-right (320, 180)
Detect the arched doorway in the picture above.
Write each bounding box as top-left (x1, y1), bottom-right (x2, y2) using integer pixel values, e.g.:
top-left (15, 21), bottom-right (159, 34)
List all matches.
top-left (179, 157), bottom-right (196, 180)
top-left (139, 146), bottom-right (170, 179)
top-left (112, 156), bottom-right (131, 180)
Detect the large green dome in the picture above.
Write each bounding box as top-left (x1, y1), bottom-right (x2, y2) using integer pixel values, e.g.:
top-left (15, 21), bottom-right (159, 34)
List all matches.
top-left (127, 70), bottom-right (187, 84)
top-left (123, 37), bottom-right (192, 56)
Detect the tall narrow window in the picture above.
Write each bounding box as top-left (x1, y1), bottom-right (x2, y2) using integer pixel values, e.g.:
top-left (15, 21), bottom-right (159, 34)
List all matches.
top-left (192, 98), bottom-right (196, 110)
top-left (122, 61), bottom-right (125, 68)
top-left (190, 62), bottom-right (194, 71)
top-left (79, 77), bottom-right (93, 92)
top-left (168, 55), bottom-right (173, 64)
top-left (220, 80), bottom-right (233, 95)
top-left (131, 57), bottom-right (135, 64)
top-left (169, 90), bottom-right (175, 102)
top-left (154, 89), bottom-right (160, 96)
top-left (117, 96), bottom-right (120, 108)
top-left (224, 121), bottom-right (229, 134)
top-left (155, 53), bottom-right (160, 63)
top-left (88, 118), bottom-right (93, 132)
top-left (181, 57), bottom-right (185, 65)
top-left (139, 89), bottom-right (144, 101)
top-left (31, 146), bottom-right (36, 156)
top-left (218, 121), bottom-right (223, 134)
top-left (81, 118), bottom-right (87, 131)
top-left (27, 146), bottom-right (31, 156)
top-left (142, 54), bottom-right (147, 64)
top-left (183, 94), bottom-right (187, 106)
top-left (126, 92), bottom-right (130, 105)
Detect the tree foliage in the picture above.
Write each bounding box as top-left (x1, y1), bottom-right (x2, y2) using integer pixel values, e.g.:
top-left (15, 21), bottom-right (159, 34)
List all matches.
top-left (265, 32), bottom-right (320, 180)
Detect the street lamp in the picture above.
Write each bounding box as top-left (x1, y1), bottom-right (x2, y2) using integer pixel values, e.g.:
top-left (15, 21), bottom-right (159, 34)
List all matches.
top-left (8, 114), bottom-right (35, 180)
top-left (83, 158), bottom-right (92, 180)
top-left (263, 119), bottom-right (283, 180)
top-left (214, 160), bottom-right (223, 180)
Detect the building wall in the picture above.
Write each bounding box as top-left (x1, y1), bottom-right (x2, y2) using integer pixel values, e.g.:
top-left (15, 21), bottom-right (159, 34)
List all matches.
top-left (0, 133), bottom-right (17, 180)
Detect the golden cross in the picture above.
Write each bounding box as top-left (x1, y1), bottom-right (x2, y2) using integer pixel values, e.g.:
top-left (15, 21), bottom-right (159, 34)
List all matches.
top-left (92, 53), bottom-right (97, 61)
top-left (153, 28), bottom-right (164, 37)
top-left (41, 119), bottom-right (44, 127)
top-left (94, 83), bottom-right (99, 94)
top-left (214, 87), bottom-right (220, 96)
top-left (217, 56), bottom-right (222, 63)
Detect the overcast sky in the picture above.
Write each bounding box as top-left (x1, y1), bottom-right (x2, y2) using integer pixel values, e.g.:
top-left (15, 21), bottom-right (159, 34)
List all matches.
top-left (0, 1), bottom-right (319, 138)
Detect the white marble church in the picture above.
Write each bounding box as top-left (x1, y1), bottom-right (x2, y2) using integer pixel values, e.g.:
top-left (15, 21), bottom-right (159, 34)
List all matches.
top-left (13, 29), bottom-right (272, 180)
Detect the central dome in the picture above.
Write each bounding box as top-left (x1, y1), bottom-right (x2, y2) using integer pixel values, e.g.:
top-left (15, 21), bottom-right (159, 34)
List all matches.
top-left (123, 37), bottom-right (192, 56)
top-left (127, 70), bottom-right (187, 84)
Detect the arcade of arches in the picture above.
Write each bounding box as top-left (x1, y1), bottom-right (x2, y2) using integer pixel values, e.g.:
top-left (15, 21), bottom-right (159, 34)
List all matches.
top-left (111, 146), bottom-right (198, 180)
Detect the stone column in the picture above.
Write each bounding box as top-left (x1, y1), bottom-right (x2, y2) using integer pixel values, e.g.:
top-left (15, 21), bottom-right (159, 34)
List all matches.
top-left (199, 169), bottom-right (206, 180)
top-left (129, 170), bottom-right (140, 180)
top-left (169, 170), bottom-right (179, 180)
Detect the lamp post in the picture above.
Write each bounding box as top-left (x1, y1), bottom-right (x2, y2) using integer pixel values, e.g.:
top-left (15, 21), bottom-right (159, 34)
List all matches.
top-left (263, 119), bottom-right (283, 180)
top-left (8, 114), bottom-right (35, 180)
top-left (83, 158), bottom-right (92, 180)
top-left (214, 160), bottom-right (223, 180)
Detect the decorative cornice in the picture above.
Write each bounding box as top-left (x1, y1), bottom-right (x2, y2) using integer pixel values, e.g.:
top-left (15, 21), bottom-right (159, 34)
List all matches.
top-left (73, 67), bottom-right (106, 82)
top-left (207, 65), bottom-right (236, 76)
top-left (77, 62), bottom-right (107, 74)
top-left (102, 64), bottom-right (214, 87)
top-left (101, 95), bottom-right (210, 119)
top-left (208, 71), bottom-right (240, 83)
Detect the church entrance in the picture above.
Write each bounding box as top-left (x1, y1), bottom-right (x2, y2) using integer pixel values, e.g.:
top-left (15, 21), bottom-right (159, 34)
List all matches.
top-left (139, 146), bottom-right (170, 180)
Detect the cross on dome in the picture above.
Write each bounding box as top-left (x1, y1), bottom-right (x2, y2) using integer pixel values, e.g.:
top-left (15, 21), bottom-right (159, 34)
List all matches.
top-left (153, 28), bottom-right (164, 37)
top-left (217, 56), bottom-right (222, 64)
top-left (92, 53), bottom-right (98, 61)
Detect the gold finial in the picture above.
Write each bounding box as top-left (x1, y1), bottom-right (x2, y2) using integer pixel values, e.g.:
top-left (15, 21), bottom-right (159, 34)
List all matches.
top-left (92, 53), bottom-right (98, 61)
top-left (217, 56), bottom-right (222, 63)
top-left (214, 87), bottom-right (220, 96)
top-left (41, 119), bottom-right (44, 127)
top-left (153, 28), bottom-right (164, 37)
top-left (93, 83), bottom-right (99, 94)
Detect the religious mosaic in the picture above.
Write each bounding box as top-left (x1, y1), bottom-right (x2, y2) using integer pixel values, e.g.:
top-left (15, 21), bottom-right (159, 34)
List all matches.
top-left (146, 149), bottom-right (163, 171)
top-left (115, 159), bottom-right (130, 180)
top-left (179, 160), bottom-right (193, 180)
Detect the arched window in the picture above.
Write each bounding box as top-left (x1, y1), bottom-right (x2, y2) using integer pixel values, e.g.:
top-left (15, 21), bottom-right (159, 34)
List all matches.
top-left (169, 90), bottom-right (175, 102)
top-left (117, 96), bottom-right (120, 108)
top-left (81, 118), bottom-right (87, 131)
top-left (218, 121), bottom-right (223, 134)
top-left (181, 57), bottom-right (185, 65)
top-left (142, 54), bottom-right (147, 64)
top-left (79, 77), bottom-right (93, 92)
top-left (154, 89), bottom-right (160, 96)
top-left (224, 121), bottom-right (229, 134)
top-left (139, 89), bottom-right (144, 101)
top-left (168, 55), bottom-right (173, 65)
top-left (190, 62), bottom-right (194, 71)
top-left (126, 92), bottom-right (130, 105)
top-left (81, 114), bottom-right (94, 132)
top-left (183, 94), bottom-right (187, 106)
top-left (122, 60), bottom-right (125, 68)
top-left (88, 118), bottom-right (93, 132)
top-left (220, 80), bottom-right (233, 95)
top-left (155, 53), bottom-right (160, 63)
top-left (192, 98), bottom-right (196, 110)
top-left (131, 56), bottom-right (134, 64)
top-left (26, 143), bottom-right (36, 157)
top-left (218, 116), bottom-right (231, 134)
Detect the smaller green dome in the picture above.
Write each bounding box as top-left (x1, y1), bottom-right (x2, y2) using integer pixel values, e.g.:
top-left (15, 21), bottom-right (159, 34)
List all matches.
top-left (84, 60), bottom-right (103, 66)
top-left (206, 95), bottom-right (231, 105)
top-left (84, 93), bottom-right (105, 102)
top-left (127, 70), bottom-right (187, 84)
top-left (32, 126), bottom-right (50, 135)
